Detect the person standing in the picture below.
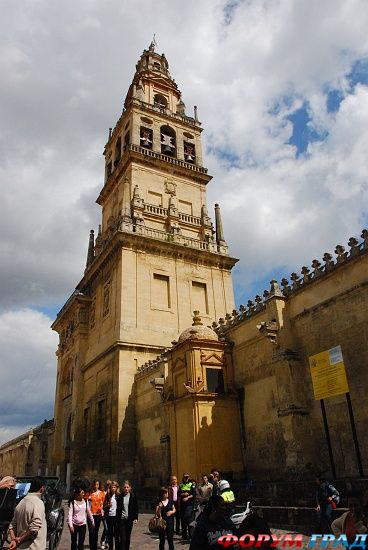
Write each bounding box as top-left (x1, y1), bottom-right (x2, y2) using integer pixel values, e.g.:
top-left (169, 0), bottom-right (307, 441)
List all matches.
top-left (116, 481), bottom-right (138, 550)
top-left (101, 480), bottom-right (111, 549)
top-left (168, 476), bottom-right (180, 535)
top-left (67, 486), bottom-right (94, 550)
top-left (315, 474), bottom-right (340, 533)
top-left (209, 470), bottom-right (220, 497)
top-left (218, 480), bottom-right (235, 516)
top-left (156, 487), bottom-right (176, 550)
top-left (86, 480), bottom-right (105, 550)
top-left (178, 474), bottom-right (195, 540)
top-left (198, 475), bottom-right (213, 504)
top-left (8, 477), bottom-right (47, 550)
top-left (104, 482), bottom-right (119, 550)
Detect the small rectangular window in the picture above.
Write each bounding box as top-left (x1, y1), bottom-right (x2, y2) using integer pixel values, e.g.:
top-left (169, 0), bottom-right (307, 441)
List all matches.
top-left (152, 274), bottom-right (171, 309)
top-left (83, 408), bottom-right (89, 444)
top-left (206, 368), bottom-right (225, 394)
top-left (96, 400), bottom-right (106, 440)
top-left (191, 281), bottom-right (208, 314)
top-left (106, 161), bottom-right (112, 180)
top-left (102, 282), bottom-right (110, 318)
top-left (148, 191), bottom-right (163, 207)
top-left (179, 200), bottom-right (193, 215)
top-left (124, 131), bottom-right (130, 151)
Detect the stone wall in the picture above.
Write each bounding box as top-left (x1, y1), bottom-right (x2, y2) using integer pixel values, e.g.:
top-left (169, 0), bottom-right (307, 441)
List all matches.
top-left (214, 231), bottom-right (368, 481)
top-left (0, 420), bottom-right (54, 477)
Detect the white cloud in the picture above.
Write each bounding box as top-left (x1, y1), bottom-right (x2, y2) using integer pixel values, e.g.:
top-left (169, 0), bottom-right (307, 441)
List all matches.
top-left (1, 0), bottom-right (368, 438)
top-left (0, 309), bottom-right (58, 444)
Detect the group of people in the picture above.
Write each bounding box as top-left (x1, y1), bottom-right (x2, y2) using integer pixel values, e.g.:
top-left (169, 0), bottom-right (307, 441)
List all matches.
top-left (155, 469), bottom-right (235, 550)
top-left (1, 472), bottom-right (368, 550)
top-left (68, 479), bottom-right (138, 550)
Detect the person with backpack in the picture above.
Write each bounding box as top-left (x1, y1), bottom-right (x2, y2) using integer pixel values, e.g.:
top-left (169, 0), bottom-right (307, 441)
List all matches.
top-left (68, 486), bottom-right (94, 550)
top-left (315, 474), bottom-right (340, 532)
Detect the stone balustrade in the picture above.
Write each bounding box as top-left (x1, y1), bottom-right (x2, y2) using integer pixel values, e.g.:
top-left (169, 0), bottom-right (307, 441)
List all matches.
top-left (129, 144), bottom-right (208, 174)
top-left (143, 204), bottom-right (202, 226)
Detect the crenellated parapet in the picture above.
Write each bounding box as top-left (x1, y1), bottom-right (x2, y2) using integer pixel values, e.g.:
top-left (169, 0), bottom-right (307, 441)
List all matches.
top-left (135, 349), bottom-right (169, 380)
top-left (213, 230), bottom-right (368, 334)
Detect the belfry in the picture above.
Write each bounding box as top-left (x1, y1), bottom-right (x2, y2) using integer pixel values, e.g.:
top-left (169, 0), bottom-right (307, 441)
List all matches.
top-left (51, 42), bottom-right (238, 483)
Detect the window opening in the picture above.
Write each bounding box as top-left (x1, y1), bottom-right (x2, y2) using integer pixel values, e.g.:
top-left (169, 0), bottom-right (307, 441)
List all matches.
top-left (206, 368), bottom-right (225, 394)
top-left (191, 281), bottom-right (208, 314)
top-left (114, 137), bottom-right (121, 166)
top-left (154, 94), bottom-right (168, 110)
top-left (96, 399), bottom-right (106, 440)
top-left (184, 141), bottom-right (196, 163)
top-left (140, 126), bottom-right (153, 149)
top-left (152, 273), bottom-right (171, 309)
top-left (160, 125), bottom-right (176, 157)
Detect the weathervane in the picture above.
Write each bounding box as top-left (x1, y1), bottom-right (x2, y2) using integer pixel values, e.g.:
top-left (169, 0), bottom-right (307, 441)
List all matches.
top-left (149, 34), bottom-right (157, 52)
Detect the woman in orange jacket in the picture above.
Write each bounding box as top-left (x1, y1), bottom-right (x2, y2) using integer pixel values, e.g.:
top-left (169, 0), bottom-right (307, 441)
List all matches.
top-left (86, 480), bottom-right (105, 550)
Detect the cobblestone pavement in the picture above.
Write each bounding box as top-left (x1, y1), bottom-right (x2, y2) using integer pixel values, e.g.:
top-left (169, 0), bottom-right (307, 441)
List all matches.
top-left (58, 513), bottom-right (190, 550)
top-left (57, 509), bottom-right (311, 550)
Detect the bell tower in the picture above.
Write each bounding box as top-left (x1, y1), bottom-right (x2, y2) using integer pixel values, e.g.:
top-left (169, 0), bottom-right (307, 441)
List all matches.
top-left (52, 42), bottom-right (238, 480)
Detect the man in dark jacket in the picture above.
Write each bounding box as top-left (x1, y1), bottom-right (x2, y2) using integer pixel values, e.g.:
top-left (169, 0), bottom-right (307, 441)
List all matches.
top-left (315, 475), bottom-right (340, 532)
top-left (116, 481), bottom-right (138, 550)
top-left (178, 474), bottom-right (195, 539)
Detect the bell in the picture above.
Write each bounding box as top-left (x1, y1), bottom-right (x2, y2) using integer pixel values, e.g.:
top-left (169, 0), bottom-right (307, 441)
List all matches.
top-left (186, 154), bottom-right (194, 161)
top-left (163, 145), bottom-right (172, 153)
top-left (142, 139), bottom-right (150, 147)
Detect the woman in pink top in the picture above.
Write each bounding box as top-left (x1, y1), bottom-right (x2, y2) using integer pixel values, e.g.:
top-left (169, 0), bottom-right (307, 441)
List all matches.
top-left (68, 487), bottom-right (94, 550)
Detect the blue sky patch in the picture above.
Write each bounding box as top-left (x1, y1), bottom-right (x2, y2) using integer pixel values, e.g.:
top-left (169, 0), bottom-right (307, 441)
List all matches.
top-left (326, 89), bottom-right (344, 113)
top-left (233, 265), bottom-right (287, 308)
top-left (349, 57), bottom-right (368, 87)
top-left (287, 102), bottom-right (328, 156)
top-left (31, 304), bottom-right (61, 320)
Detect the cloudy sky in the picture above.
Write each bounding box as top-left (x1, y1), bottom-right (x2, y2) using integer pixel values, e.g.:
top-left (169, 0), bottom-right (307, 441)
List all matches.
top-left (1, 0), bottom-right (368, 444)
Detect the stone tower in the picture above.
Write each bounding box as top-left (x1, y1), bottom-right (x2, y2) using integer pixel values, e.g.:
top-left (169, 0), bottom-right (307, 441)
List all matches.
top-left (52, 42), bottom-right (237, 483)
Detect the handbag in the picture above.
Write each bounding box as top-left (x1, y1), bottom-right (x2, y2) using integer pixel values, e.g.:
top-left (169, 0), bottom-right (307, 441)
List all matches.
top-left (148, 514), bottom-right (166, 533)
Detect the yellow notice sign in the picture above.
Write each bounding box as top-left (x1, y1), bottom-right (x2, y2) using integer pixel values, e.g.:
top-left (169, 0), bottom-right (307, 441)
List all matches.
top-left (309, 345), bottom-right (349, 400)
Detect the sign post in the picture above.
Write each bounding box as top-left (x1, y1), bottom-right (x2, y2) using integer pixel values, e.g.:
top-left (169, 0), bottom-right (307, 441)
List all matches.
top-left (309, 345), bottom-right (364, 478)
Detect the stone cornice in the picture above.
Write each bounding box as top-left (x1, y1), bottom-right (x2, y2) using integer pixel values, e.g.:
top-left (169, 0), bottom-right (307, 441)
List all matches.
top-left (78, 228), bottom-right (237, 294)
top-left (97, 144), bottom-right (211, 205)
top-left (52, 292), bottom-right (91, 331)
top-left (81, 341), bottom-right (165, 373)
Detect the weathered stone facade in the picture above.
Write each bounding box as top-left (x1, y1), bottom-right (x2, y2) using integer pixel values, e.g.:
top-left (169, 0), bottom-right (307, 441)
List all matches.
top-left (211, 233), bottom-right (368, 481)
top-left (1, 46), bottom-right (367, 490)
top-left (0, 420), bottom-right (54, 477)
top-left (50, 43), bottom-right (236, 486)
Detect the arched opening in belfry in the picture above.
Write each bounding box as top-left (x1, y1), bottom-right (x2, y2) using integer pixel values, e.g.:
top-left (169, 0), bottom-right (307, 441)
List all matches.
top-left (140, 126), bottom-right (153, 149)
top-left (160, 125), bottom-right (176, 157)
top-left (184, 141), bottom-right (196, 163)
top-left (154, 93), bottom-right (167, 110)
